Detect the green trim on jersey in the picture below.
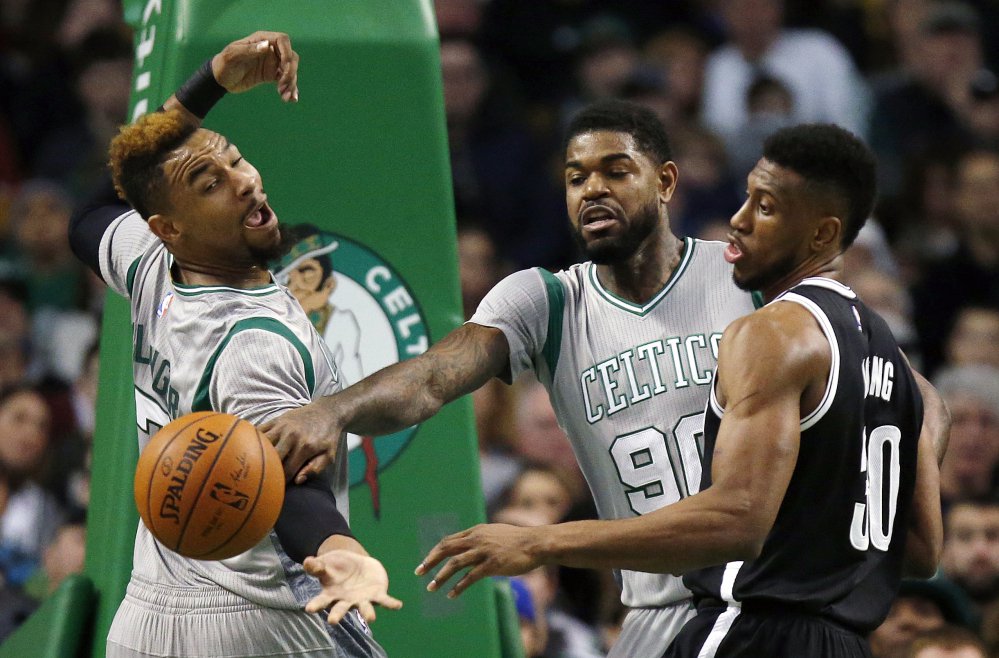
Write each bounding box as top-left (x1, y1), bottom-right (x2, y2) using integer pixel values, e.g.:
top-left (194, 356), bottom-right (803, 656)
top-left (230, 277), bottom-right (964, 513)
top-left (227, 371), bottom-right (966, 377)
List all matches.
top-left (192, 317), bottom-right (315, 412)
top-left (537, 268), bottom-right (565, 378)
top-left (751, 290), bottom-right (765, 309)
top-left (173, 282), bottom-right (281, 297)
top-left (126, 257), bottom-right (142, 296)
top-left (588, 237), bottom-right (696, 316)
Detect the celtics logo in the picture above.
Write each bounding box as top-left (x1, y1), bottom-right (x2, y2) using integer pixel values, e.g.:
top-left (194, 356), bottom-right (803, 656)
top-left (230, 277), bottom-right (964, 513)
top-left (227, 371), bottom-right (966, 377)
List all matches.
top-left (273, 225), bottom-right (429, 517)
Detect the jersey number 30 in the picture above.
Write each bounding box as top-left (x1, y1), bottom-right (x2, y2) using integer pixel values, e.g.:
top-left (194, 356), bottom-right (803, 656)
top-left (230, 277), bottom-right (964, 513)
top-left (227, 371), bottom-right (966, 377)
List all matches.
top-left (609, 412), bottom-right (705, 515)
top-left (850, 425), bottom-right (901, 552)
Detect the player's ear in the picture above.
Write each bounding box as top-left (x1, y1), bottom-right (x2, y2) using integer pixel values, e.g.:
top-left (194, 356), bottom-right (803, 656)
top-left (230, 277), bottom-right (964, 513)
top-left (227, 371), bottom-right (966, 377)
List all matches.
top-left (658, 161), bottom-right (679, 203)
top-left (812, 215), bottom-right (841, 252)
top-left (148, 213), bottom-right (181, 244)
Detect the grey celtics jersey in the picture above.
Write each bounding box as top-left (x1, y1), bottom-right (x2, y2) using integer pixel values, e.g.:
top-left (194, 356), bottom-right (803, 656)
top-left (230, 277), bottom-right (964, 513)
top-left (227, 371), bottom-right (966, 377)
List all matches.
top-left (471, 238), bottom-right (758, 607)
top-left (98, 211), bottom-right (374, 656)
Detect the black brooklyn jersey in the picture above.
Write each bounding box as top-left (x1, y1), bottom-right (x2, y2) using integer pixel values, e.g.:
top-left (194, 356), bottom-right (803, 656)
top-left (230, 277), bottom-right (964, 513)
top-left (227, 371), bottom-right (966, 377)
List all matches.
top-left (683, 277), bottom-right (924, 633)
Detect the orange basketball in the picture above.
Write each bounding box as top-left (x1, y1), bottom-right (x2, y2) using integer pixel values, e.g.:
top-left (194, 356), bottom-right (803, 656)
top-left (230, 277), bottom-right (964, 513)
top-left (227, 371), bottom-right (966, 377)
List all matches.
top-left (134, 412), bottom-right (285, 560)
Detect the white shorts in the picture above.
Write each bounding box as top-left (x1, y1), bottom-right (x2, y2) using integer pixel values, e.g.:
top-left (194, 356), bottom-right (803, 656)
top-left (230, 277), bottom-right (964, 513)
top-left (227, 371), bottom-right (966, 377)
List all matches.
top-left (106, 579), bottom-right (383, 658)
top-left (608, 600), bottom-right (696, 658)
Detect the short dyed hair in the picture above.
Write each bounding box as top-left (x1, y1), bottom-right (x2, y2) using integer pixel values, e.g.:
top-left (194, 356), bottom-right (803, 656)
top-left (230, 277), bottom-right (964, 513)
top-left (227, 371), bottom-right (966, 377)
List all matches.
top-left (762, 124), bottom-right (877, 250)
top-left (109, 109), bottom-right (198, 218)
top-left (564, 99), bottom-right (672, 165)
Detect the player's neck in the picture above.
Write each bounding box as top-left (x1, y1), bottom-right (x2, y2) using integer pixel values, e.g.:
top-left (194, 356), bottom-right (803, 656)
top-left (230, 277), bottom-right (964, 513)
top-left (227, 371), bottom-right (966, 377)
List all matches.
top-left (760, 252), bottom-right (842, 303)
top-left (596, 232), bottom-right (684, 305)
top-left (171, 260), bottom-right (272, 289)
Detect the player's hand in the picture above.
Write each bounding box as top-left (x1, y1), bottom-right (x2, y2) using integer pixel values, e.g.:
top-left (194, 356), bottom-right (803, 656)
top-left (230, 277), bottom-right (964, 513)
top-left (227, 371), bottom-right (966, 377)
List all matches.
top-left (415, 524), bottom-right (545, 599)
top-left (304, 550), bottom-right (402, 624)
top-left (260, 404), bottom-right (343, 484)
top-left (211, 31), bottom-right (299, 101)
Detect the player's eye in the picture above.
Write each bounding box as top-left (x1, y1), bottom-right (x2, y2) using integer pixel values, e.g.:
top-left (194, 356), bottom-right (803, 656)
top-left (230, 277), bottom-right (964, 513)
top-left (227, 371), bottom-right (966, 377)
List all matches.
top-left (231, 157), bottom-right (243, 167)
top-left (204, 179), bottom-right (218, 193)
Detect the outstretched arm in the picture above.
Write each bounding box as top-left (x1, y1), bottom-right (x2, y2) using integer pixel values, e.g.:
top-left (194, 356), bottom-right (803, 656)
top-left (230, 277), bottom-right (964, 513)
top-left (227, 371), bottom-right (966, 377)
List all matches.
top-left (416, 305), bottom-right (821, 597)
top-left (262, 322), bottom-right (511, 482)
top-left (69, 31), bottom-right (299, 279)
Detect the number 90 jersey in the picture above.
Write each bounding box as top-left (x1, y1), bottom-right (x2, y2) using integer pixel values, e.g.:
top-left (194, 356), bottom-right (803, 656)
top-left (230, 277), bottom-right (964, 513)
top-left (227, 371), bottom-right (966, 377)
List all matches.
top-left (470, 238), bottom-right (757, 607)
top-left (684, 278), bottom-right (924, 633)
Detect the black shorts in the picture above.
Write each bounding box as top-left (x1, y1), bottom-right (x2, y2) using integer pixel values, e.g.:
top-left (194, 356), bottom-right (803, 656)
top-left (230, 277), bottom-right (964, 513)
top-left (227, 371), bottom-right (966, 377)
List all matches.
top-left (663, 600), bottom-right (872, 658)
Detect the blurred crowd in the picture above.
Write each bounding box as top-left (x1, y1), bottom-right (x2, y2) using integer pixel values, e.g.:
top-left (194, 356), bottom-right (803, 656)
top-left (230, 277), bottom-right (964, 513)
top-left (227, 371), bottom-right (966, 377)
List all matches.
top-left (1, 0), bottom-right (998, 656)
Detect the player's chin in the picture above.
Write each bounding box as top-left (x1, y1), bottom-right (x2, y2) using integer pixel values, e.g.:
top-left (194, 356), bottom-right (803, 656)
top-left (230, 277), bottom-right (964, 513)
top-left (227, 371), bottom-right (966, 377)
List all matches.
top-left (247, 228), bottom-right (286, 264)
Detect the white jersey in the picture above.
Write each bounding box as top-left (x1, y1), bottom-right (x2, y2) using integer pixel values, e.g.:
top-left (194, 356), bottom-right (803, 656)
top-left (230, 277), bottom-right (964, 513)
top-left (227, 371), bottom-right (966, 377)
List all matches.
top-left (470, 238), bottom-right (758, 608)
top-left (99, 211), bottom-right (372, 655)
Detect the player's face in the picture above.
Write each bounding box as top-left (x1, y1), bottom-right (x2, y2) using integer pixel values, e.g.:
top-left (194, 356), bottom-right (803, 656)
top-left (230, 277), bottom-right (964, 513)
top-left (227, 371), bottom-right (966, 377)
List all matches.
top-left (564, 131), bottom-right (675, 264)
top-left (725, 158), bottom-right (816, 297)
top-left (159, 129), bottom-right (283, 268)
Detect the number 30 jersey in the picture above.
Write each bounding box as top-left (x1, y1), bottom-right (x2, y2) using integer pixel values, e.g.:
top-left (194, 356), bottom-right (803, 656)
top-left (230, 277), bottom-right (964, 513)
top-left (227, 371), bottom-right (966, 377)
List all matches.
top-left (470, 238), bottom-right (757, 607)
top-left (685, 278), bottom-right (924, 633)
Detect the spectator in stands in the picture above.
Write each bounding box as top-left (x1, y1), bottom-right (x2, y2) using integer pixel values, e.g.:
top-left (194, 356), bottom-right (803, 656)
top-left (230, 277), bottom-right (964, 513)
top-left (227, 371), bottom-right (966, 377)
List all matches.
top-left (5, 180), bottom-right (96, 384)
top-left (701, 0), bottom-right (869, 144)
top-left (911, 148), bottom-right (999, 375)
top-left (869, 1), bottom-right (982, 200)
top-left (941, 498), bottom-right (999, 622)
top-left (0, 385), bottom-right (63, 587)
top-left (667, 124), bottom-right (741, 238)
top-left (906, 625), bottom-right (988, 658)
top-left (870, 578), bottom-right (976, 658)
top-left (23, 514), bottom-right (85, 600)
top-left (642, 27), bottom-right (710, 127)
top-left (932, 366), bottom-right (999, 506)
top-left (511, 378), bottom-right (585, 502)
top-left (945, 306), bottom-right (999, 370)
top-left (500, 465), bottom-right (575, 526)
top-left (440, 37), bottom-right (570, 270)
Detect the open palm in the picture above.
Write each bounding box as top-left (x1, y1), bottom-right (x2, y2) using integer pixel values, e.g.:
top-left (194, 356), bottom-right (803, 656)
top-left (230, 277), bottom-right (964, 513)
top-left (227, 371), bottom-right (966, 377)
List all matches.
top-left (304, 550), bottom-right (403, 624)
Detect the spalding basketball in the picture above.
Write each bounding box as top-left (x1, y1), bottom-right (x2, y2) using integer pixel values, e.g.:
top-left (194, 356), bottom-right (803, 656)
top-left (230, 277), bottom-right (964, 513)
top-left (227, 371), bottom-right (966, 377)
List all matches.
top-left (134, 412), bottom-right (285, 560)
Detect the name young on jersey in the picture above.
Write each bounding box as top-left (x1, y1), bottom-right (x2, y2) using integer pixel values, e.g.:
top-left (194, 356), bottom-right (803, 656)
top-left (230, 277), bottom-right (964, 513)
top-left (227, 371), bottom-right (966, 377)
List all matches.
top-left (581, 333), bottom-right (721, 424)
top-left (862, 355), bottom-right (895, 402)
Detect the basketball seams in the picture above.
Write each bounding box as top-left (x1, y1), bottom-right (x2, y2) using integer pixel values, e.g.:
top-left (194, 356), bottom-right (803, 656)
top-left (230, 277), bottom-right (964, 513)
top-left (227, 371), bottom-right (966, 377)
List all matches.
top-left (190, 424), bottom-right (271, 559)
top-left (145, 411), bottom-right (222, 547)
top-left (175, 414), bottom-right (242, 555)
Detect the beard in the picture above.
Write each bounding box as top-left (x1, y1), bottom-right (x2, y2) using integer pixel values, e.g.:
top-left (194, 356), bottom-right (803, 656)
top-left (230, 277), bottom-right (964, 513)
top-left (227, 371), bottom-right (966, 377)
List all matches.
top-left (571, 199), bottom-right (659, 265)
top-left (250, 222), bottom-right (288, 269)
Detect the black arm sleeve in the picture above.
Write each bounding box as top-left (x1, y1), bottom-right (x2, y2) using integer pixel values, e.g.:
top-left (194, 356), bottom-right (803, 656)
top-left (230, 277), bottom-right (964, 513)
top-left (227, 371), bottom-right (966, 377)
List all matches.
top-left (274, 472), bottom-right (354, 564)
top-left (68, 174), bottom-right (134, 280)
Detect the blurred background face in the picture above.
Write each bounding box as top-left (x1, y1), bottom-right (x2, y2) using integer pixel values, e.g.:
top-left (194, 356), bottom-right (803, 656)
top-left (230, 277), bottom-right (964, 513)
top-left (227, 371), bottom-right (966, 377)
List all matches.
top-left (0, 390), bottom-right (51, 478)
top-left (722, 0), bottom-right (783, 57)
top-left (941, 393), bottom-right (999, 485)
top-left (946, 308), bottom-right (999, 368)
top-left (869, 597), bottom-right (946, 658)
top-left (440, 40), bottom-right (487, 126)
top-left (943, 504), bottom-right (999, 597)
top-left (12, 183), bottom-right (74, 268)
top-left (506, 470), bottom-right (573, 524)
top-left (955, 152), bottom-right (999, 235)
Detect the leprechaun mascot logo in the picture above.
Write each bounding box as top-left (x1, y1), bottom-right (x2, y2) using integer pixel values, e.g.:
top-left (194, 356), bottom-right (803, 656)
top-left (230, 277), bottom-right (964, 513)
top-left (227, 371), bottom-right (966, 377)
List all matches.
top-left (273, 225), bottom-right (429, 518)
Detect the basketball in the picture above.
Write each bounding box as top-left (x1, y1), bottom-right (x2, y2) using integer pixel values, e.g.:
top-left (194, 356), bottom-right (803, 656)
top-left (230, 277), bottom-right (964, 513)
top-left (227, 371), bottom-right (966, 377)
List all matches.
top-left (134, 412), bottom-right (285, 560)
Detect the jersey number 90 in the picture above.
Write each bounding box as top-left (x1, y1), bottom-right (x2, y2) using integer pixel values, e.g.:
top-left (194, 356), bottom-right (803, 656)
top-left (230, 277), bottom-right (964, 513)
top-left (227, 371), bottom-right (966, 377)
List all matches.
top-left (609, 412), bottom-right (705, 515)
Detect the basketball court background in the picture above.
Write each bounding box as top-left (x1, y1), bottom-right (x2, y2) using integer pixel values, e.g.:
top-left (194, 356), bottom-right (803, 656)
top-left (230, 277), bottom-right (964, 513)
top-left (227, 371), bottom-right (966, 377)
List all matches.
top-left (0, 1), bottom-right (517, 656)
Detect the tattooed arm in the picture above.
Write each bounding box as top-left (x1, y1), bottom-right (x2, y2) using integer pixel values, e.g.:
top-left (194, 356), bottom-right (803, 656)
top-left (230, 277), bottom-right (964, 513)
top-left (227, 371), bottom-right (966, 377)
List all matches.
top-left (261, 323), bottom-right (511, 481)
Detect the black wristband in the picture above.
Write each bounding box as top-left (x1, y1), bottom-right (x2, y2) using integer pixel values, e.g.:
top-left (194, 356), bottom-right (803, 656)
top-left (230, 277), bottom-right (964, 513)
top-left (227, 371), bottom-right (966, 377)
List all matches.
top-left (175, 58), bottom-right (227, 119)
